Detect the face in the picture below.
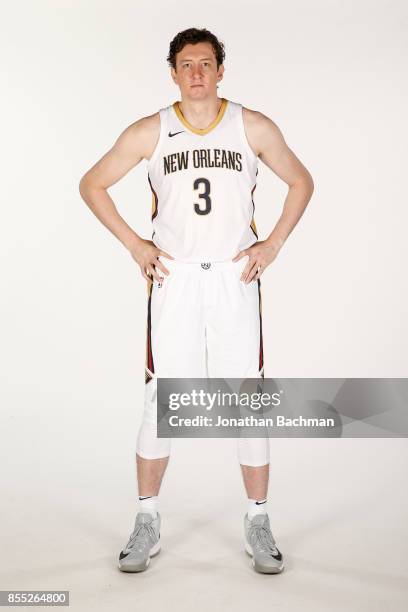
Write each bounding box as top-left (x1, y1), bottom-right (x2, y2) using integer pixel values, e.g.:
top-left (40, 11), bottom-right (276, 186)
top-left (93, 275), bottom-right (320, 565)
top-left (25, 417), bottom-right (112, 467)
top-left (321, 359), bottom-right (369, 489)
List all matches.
top-left (171, 42), bottom-right (224, 100)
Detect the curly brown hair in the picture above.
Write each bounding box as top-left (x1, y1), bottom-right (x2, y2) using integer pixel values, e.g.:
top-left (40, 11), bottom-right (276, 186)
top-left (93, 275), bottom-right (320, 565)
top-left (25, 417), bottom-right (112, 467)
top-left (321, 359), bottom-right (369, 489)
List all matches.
top-left (167, 28), bottom-right (225, 70)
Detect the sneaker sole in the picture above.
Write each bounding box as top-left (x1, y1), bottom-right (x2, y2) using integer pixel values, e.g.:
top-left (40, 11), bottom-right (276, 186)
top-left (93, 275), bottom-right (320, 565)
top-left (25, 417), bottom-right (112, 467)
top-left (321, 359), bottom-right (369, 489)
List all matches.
top-left (245, 541), bottom-right (284, 574)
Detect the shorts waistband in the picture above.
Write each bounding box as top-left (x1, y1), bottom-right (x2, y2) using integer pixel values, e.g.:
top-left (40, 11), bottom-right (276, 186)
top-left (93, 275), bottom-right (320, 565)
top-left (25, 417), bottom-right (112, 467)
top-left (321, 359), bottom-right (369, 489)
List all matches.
top-left (157, 256), bottom-right (249, 271)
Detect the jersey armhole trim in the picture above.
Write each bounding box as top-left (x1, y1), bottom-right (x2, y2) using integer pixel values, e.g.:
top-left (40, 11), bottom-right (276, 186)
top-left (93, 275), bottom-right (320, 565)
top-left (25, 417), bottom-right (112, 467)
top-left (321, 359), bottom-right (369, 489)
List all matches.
top-left (238, 104), bottom-right (258, 164)
top-left (147, 108), bottom-right (166, 169)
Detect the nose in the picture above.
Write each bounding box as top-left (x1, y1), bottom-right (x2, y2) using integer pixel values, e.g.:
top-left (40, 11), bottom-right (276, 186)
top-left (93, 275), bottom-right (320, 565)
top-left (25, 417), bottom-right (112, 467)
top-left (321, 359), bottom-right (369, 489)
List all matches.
top-left (191, 65), bottom-right (203, 79)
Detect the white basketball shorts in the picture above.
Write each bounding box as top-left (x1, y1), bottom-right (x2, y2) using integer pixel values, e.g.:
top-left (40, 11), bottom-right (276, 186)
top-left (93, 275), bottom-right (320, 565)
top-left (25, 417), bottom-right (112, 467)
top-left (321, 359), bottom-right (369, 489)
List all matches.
top-left (143, 255), bottom-right (264, 426)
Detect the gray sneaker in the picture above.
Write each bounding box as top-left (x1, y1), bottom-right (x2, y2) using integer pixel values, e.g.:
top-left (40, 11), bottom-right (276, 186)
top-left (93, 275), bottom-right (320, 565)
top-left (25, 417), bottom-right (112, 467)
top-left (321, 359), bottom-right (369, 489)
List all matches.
top-left (244, 513), bottom-right (284, 573)
top-left (118, 512), bottom-right (161, 572)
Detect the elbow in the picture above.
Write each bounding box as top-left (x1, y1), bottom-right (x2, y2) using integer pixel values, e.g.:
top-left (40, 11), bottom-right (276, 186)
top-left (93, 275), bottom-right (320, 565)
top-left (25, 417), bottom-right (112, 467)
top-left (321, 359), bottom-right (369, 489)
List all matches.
top-left (78, 174), bottom-right (89, 199)
top-left (79, 174), bottom-right (106, 210)
top-left (303, 168), bottom-right (314, 196)
top-left (290, 173), bottom-right (314, 198)
top-left (79, 173), bottom-right (105, 199)
top-left (307, 175), bottom-right (314, 198)
top-left (300, 172), bottom-right (314, 202)
top-left (78, 173), bottom-right (98, 205)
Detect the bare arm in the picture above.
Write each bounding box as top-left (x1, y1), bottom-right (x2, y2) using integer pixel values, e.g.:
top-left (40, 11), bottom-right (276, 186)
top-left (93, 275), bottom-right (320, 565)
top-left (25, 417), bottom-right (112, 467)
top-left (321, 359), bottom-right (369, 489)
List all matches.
top-left (79, 113), bottom-right (174, 282)
top-left (233, 108), bottom-right (314, 282)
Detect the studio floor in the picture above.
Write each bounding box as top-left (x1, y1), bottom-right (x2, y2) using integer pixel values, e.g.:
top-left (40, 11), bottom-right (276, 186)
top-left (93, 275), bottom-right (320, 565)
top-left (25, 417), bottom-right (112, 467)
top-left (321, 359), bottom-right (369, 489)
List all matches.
top-left (1, 438), bottom-right (407, 612)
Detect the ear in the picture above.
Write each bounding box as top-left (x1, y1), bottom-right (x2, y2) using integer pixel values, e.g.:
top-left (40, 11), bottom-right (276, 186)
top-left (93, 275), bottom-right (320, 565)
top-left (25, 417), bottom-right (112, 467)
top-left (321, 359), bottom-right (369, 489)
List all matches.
top-left (170, 66), bottom-right (178, 85)
top-left (217, 64), bottom-right (225, 82)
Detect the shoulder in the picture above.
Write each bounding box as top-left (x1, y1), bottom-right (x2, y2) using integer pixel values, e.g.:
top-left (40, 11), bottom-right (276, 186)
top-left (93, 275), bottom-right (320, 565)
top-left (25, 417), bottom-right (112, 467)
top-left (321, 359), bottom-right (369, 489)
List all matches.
top-left (122, 111), bottom-right (160, 142)
top-left (242, 106), bottom-right (285, 157)
top-left (114, 111), bottom-right (161, 160)
top-left (242, 106), bottom-right (282, 135)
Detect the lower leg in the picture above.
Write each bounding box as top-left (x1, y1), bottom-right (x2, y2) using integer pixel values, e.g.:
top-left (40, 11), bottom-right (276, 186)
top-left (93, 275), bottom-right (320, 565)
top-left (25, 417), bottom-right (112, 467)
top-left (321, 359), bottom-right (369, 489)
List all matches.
top-left (240, 463), bottom-right (269, 500)
top-left (136, 454), bottom-right (169, 497)
top-left (135, 419), bottom-right (171, 500)
top-left (237, 436), bottom-right (270, 500)
top-left (241, 463), bottom-right (270, 518)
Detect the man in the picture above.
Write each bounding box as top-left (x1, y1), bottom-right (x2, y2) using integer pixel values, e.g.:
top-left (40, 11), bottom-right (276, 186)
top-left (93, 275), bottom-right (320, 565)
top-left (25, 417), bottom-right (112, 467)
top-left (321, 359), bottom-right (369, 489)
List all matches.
top-left (79, 27), bottom-right (314, 574)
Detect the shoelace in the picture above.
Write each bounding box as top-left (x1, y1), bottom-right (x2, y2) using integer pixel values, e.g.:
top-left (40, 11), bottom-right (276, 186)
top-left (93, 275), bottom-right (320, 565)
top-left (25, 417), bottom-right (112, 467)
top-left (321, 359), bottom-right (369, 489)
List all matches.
top-left (126, 522), bottom-right (157, 554)
top-left (249, 524), bottom-right (279, 555)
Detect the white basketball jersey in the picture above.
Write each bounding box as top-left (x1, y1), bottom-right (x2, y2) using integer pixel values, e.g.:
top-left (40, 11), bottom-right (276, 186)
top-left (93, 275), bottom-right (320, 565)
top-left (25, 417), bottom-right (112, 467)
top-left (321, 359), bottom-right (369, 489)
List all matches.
top-left (146, 98), bottom-right (259, 263)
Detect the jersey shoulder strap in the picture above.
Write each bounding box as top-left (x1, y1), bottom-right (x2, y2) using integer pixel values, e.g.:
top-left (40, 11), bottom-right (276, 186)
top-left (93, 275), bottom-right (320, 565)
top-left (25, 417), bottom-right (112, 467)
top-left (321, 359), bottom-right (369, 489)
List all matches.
top-left (227, 99), bottom-right (258, 164)
top-left (147, 106), bottom-right (169, 169)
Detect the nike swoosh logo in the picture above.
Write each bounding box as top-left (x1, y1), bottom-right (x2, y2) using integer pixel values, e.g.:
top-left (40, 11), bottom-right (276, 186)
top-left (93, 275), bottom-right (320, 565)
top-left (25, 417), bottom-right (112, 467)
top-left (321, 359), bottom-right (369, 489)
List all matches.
top-left (168, 130), bottom-right (185, 137)
top-left (255, 500), bottom-right (267, 505)
top-left (270, 550), bottom-right (282, 560)
top-left (139, 496), bottom-right (153, 500)
top-left (119, 551), bottom-right (130, 560)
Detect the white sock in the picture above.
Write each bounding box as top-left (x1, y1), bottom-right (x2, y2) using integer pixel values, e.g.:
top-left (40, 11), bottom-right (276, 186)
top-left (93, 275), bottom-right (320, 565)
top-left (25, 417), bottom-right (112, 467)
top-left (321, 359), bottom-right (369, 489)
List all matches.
top-left (248, 498), bottom-right (267, 519)
top-left (138, 495), bottom-right (158, 518)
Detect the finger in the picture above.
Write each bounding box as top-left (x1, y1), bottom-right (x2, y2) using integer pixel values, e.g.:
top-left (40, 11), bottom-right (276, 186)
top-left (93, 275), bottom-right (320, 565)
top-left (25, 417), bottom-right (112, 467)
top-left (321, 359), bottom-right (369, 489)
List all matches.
top-left (255, 263), bottom-right (265, 281)
top-left (154, 260), bottom-right (169, 276)
top-left (146, 265), bottom-right (162, 282)
top-left (159, 250), bottom-right (175, 260)
top-left (244, 261), bottom-right (259, 283)
top-left (232, 250), bottom-right (246, 262)
top-left (144, 266), bottom-right (154, 281)
top-left (141, 268), bottom-right (151, 282)
top-left (240, 265), bottom-right (250, 281)
top-left (240, 258), bottom-right (256, 281)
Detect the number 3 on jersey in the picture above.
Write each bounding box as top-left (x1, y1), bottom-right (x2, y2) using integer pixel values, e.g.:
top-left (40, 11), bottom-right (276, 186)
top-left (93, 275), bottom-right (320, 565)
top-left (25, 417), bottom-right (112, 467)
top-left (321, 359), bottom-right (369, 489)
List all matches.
top-left (193, 178), bottom-right (211, 215)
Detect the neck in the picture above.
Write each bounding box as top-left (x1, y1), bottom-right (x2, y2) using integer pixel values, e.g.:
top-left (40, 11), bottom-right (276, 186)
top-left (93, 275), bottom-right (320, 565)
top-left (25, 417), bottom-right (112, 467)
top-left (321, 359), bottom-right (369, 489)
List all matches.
top-left (178, 96), bottom-right (224, 130)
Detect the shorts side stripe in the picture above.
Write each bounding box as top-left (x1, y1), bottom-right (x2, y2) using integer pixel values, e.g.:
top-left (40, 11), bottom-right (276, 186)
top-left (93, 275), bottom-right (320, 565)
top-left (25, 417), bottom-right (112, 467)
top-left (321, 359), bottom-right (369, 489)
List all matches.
top-left (145, 281), bottom-right (155, 382)
top-left (257, 278), bottom-right (264, 376)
